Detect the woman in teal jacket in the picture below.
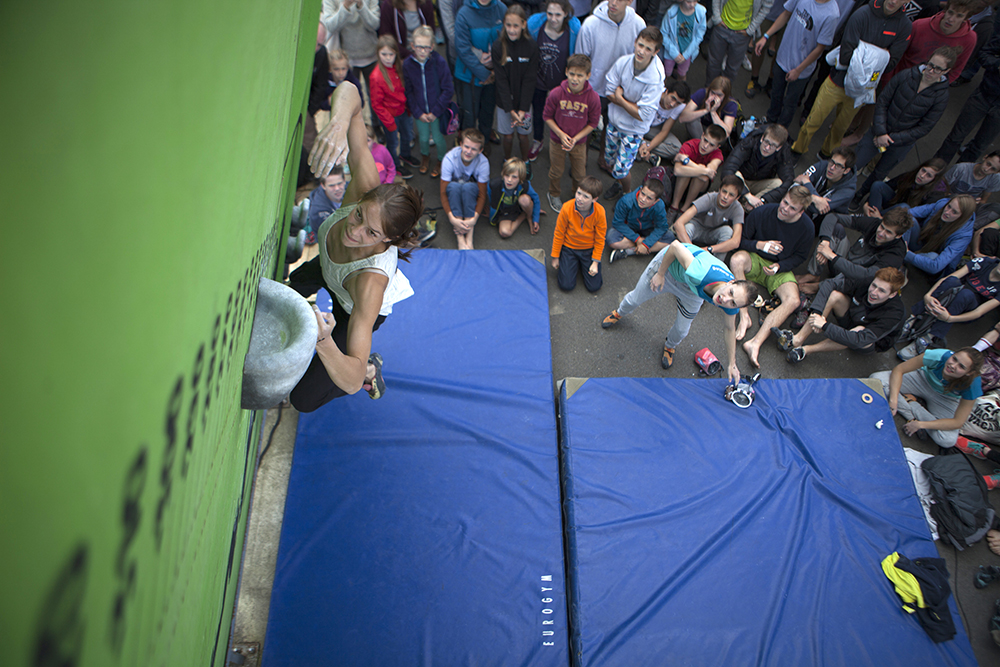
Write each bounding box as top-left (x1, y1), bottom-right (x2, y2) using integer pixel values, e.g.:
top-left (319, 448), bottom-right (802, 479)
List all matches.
top-left (454, 0), bottom-right (507, 136)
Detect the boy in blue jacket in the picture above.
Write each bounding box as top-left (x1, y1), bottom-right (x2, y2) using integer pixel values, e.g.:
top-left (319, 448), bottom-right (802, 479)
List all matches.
top-left (607, 180), bottom-right (671, 262)
top-left (488, 158), bottom-right (542, 237)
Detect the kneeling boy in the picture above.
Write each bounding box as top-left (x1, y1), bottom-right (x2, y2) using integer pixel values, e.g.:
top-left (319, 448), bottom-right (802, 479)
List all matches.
top-left (551, 176), bottom-right (607, 292)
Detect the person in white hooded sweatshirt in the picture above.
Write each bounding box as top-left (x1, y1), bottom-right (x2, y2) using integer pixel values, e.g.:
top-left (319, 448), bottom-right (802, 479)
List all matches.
top-left (575, 0), bottom-right (646, 170)
top-left (602, 26), bottom-right (666, 200)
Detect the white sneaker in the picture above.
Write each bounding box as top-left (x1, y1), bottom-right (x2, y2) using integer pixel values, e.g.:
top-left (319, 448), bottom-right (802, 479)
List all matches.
top-left (547, 193), bottom-right (562, 213)
top-left (742, 55), bottom-right (752, 71)
top-left (897, 337), bottom-right (930, 361)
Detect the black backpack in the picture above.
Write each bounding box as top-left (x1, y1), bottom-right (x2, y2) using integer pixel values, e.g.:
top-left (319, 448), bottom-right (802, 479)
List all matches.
top-left (921, 452), bottom-right (995, 550)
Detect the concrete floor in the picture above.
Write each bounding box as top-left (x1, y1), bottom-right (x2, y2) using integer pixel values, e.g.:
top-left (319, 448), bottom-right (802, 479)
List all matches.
top-left (230, 51), bottom-right (1000, 665)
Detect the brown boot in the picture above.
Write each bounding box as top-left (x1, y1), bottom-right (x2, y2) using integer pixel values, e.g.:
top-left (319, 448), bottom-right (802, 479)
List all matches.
top-left (419, 155), bottom-right (430, 174)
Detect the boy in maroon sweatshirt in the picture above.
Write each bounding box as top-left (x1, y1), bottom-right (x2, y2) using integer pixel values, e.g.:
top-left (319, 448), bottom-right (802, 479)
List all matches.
top-left (543, 54), bottom-right (602, 213)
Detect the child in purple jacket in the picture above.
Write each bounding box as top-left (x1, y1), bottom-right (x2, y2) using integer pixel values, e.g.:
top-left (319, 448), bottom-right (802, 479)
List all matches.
top-left (402, 25), bottom-right (455, 177)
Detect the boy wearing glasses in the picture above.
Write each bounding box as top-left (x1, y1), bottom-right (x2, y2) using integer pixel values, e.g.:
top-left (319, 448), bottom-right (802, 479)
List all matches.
top-left (721, 123), bottom-right (795, 209)
top-left (763, 146), bottom-right (857, 218)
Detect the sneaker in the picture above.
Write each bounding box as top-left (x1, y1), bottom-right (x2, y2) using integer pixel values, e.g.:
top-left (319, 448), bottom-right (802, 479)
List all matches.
top-left (609, 249), bottom-right (626, 264)
top-left (955, 436), bottom-right (989, 460)
top-left (758, 295), bottom-right (780, 326)
top-left (401, 154), bottom-right (421, 168)
top-left (416, 213), bottom-right (437, 247)
top-left (661, 345), bottom-right (675, 369)
top-left (547, 193), bottom-right (562, 213)
top-left (897, 336), bottom-right (930, 361)
top-left (366, 353), bottom-right (386, 399)
top-left (987, 470), bottom-right (1000, 491)
top-left (601, 310), bottom-right (622, 329)
top-left (976, 565), bottom-right (1000, 589)
top-left (667, 207), bottom-right (680, 224)
top-left (786, 347), bottom-right (806, 363)
top-left (648, 154), bottom-right (661, 168)
top-left (527, 140), bottom-right (544, 162)
top-left (742, 54), bottom-right (752, 71)
top-left (746, 80), bottom-right (763, 98)
top-left (603, 180), bottom-right (623, 200)
top-left (771, 327), bottom-right (795, 351)
top-left (848, 196), bottom-right (864, 214)
top-left (397, 162), bottom-right (413, 180)
top-left (489, 130), bottom-right (501, 145)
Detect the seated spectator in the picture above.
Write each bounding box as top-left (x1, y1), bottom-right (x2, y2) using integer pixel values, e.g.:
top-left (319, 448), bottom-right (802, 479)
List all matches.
top-left (551, 176), bottom-right (607, 292)
top-left (660, 0), bottom-right (707, 82)
top-left (903, 194), bottom-right (977, 276)
top-left (307, 167), bottom-right (348, 243)
top-left (403, 25), bottom-right (454, 178)
top-left (729, 185), bottom-right (815, 367)
top-left (973, 219), bottom-right (1000, 259)
top-left (773, 267), bottom-right (906, 363)
top-left (871, 347), bottom-right (984, 449)
top-left (898, 256), bottom-right (1000, 358)
top-left (601, 240), bottom-right (762, 381)
top-left (639, 81), bottom-right (691, 166)
top-left (543, 53), bottom-right (601, 212)
top-left (673, 174), bottom-right (745, 257)
top-left (863, 157), bottom-right (949, 216)
top-left (946, 153), bottom-right (1000, 203)
top-left (848, 49), bottom-right (956, 208)
top-left (670, 124), bottom-right (726, 218)
top-left (367, 124), bottom-right (398, 184)
top-left (722, 124), bottom-right (796, 209)
top-left (488, 158), bottom-right (541, 238)
top-left (440, 129), bottom-right (490, 250)
top-left (794, 206), bottom-right (912, 298)
top-left (764, 148), bottom-right (857, 219)
top-left (607, 180), bottom-right (670, 262)
top-left (677, 76), bottom-right (738, 139)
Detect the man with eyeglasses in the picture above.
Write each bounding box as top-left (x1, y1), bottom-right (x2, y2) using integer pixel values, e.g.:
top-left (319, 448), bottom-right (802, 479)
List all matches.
top-left (763, 146), bottom-right (857, 219)
top-left (721, 124), bottom-right (796, 210)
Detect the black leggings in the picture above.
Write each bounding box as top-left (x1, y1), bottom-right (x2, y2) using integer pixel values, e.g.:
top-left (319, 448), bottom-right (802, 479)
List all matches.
top-left (288, 257), bottom-right (386, 413)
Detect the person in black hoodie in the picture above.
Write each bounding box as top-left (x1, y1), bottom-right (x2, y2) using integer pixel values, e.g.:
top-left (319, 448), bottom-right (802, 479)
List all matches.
top-left (721, 124), bottom-right (796, 209)
top-left (492, 5), bottom-right (539, 162)
top-left (791, 0), bottom-right (912, 158)
top-left (850, 47), bottom-right (957, 207)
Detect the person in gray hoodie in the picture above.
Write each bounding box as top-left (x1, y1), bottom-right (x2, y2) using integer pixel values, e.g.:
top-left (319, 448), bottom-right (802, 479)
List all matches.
top-left (602, 26), bottom-right (665, 199)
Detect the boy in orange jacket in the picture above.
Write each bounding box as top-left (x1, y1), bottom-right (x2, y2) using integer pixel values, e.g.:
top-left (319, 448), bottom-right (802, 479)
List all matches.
top-left (551, 176), bottom-right (607, 292)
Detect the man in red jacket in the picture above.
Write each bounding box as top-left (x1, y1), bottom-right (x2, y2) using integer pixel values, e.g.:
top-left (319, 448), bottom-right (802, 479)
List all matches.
top-left (889, 0), bottom-right (977, 83)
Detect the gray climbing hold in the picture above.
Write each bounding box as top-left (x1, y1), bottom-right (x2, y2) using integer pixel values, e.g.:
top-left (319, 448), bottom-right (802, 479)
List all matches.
top-left (241, 277), bottom-right (318, 409)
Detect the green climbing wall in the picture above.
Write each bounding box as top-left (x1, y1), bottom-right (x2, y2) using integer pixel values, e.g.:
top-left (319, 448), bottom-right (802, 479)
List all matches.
top-left (0, 1), bottom-right (318, 664)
